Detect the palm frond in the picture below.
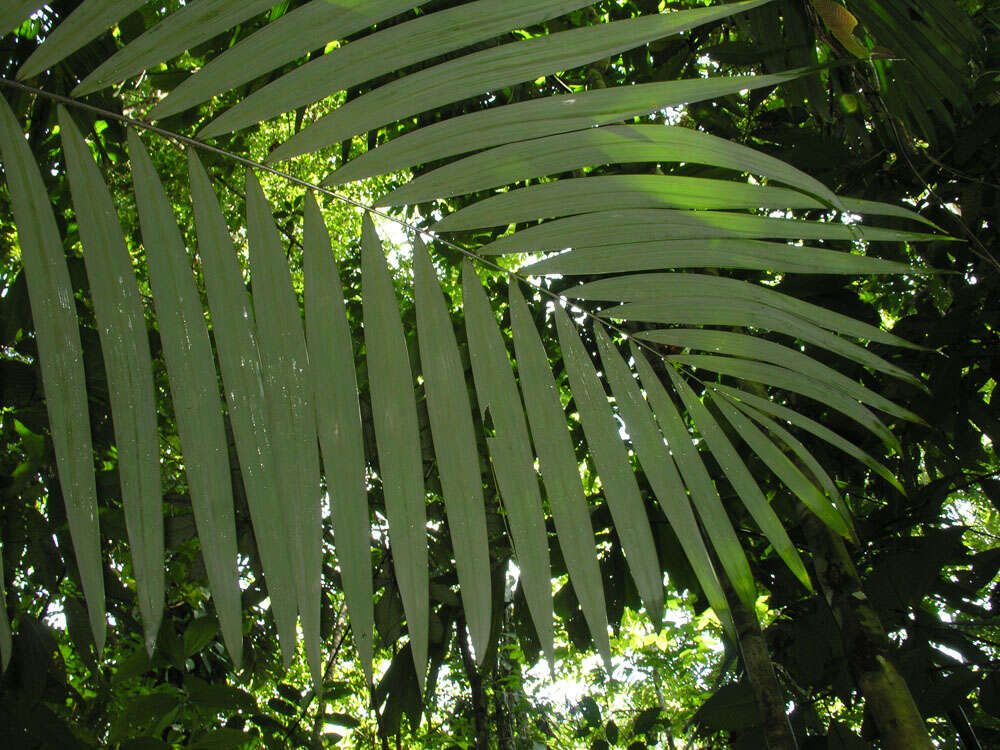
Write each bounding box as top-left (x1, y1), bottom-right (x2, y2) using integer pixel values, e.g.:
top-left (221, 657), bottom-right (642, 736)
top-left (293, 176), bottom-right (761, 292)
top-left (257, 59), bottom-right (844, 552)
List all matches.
top-left (0, 0), bottom-right (948, 675)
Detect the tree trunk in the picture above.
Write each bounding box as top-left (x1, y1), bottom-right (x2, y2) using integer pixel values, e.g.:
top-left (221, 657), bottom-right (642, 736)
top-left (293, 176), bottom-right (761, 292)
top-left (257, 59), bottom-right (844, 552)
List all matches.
top-left (722, 574), bottom-right (799, 750)
top-left (802, 514), bottom-right (934, 750)
top-left (457, 615), bottom-right (490, 750)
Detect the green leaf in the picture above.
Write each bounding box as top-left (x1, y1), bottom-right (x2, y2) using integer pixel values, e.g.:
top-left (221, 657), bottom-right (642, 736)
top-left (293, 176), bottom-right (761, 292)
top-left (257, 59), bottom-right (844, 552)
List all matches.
top-left (669, 354), bottom-right (901, 454)
top-left (374, 124), bottom-right (839, 208)
top-left (508, 283), bottom-right (611, 666)
top-left (60, 106), bottom-right (163, 654)
top-left (0, 94), bottom-right (105, 652)
top-left (266, 0), bottom-right (776, 162)
top-left (303, 193), bottom-right (373, 685)
top-left (327, 713), bottom-right (360, 728)
top-left (631, 345), bottom-right (756, 610)
top-left (112, 645), bottom-right (152, 686)
top-left (361, 214), bottom-right (428, 692)
top-left (478, 210), bottom-right (937, 255)
top-left (0, 1), bottom-right (40, 36)
top-left (182, 617), bottom-right (219, 657)
top-left (631, 706), bottom-right (664, 736)
top-left (553, 306), bottom-right (663, 622)
top-left (576, 272), bottom-right (923, 355)
top-left (113, 692), bottom-right (182, 740)
top-left (594, 326), bottom-right (731, 634)
top-left (17, 0), bottom-right (146, 80)
top-left (693, 681), bottom-right (759, 733)
top-left (708, 390), bottom-right (850, 537)
top-left (190, 729), bottom-right (249, 749)
top-left (128, 129), bottom-right (242, 667)
top-left (668, 368), bottom-right (812, 591)
top-left (638, 328), bottom-right (919, 422)
top-left (521, 238), bottom-right (923, 277)
top-left (722, 394), bottom-right (857, 542)
top-left (328, 71), bottom-right (806, 188)
top-left (433, 175), bottom-right (936, 232)
top-left (461, 261), bottom-right (553, 664)
top-left (413, 238), bottom-right (492, 661)
top-left (622, 300), bottom-right (916, 393)
top-left (73, 0), bottom-right (277, 96)
top-left (186, 150), bottom-right (299, 663)
top-left (245, 170), bottom-right (323, 690)
top-left (151, 0), bottom-right (431, 121)
top-left (709, 383), bottom-right (904, 494)
top-left (197, 0), bottom-right (594, 136)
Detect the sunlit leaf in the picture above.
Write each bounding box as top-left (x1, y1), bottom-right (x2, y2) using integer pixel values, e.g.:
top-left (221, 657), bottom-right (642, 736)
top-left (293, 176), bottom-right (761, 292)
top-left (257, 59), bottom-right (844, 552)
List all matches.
top-left (433, 175), bottom-right (937, 232)
top-left (478, 210), bottom-right (939, 254)
top-left (376, 124), bottom-right (840, 208)
top-left (327, 71), bottom-right (805, 188)
top-left (267, 0), bottom-right (775, 162)
top-left (521, 238), bottom-right (919, 277)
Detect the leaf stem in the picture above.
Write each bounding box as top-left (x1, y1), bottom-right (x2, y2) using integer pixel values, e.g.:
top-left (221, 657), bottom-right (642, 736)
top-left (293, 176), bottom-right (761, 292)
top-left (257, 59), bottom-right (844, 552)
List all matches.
top-left (0, 76), bottom-right (670, 363)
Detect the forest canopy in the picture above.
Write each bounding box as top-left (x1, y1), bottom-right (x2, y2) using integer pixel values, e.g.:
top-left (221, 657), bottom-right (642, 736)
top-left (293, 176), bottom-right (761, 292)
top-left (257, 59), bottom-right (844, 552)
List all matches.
top-left (0, 1), bottom-right (998, 748)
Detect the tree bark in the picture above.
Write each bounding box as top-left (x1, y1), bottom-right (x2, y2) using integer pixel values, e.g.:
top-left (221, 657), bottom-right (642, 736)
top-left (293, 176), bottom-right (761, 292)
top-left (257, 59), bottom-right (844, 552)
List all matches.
top-left (802, 514), bottom-right (934, 750)
top-left (722, 574), bottom-right (799, 750)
